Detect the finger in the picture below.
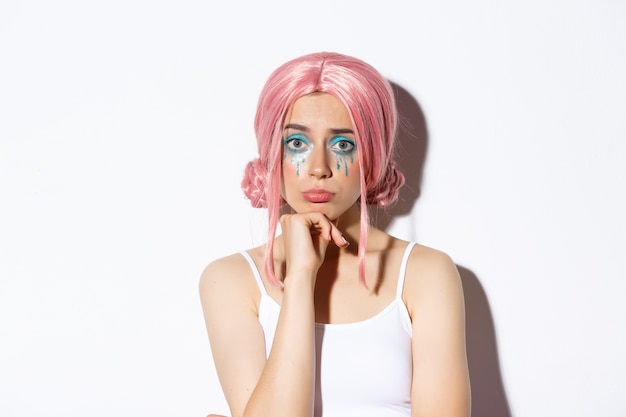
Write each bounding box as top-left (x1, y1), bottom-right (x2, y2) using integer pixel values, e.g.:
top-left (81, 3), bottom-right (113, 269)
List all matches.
top-left (281, 212), bottom-right (337, 244)
top-left (329, 223), bottom-right (350, 248)
top-left (302, 213), bottom-right (334, 240)
top-left (306, 214), bottom-right (346, 246)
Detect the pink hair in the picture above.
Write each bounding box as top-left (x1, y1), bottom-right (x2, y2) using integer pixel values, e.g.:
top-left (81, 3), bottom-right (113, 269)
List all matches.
top-left (241, 52), bottom-right (405, 287)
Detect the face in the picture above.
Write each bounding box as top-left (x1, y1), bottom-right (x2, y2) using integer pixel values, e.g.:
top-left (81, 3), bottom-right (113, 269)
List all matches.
top-left (281, 93), bottom-right (361, 220)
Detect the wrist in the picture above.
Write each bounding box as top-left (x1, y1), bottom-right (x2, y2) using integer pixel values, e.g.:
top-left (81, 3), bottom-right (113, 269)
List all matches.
top-left (283, 270), bottom-right (317, 293)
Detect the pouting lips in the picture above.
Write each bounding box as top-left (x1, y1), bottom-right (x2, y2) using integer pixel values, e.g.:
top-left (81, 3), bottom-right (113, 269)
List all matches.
top-left (303, 190), bottom-right (335, 203)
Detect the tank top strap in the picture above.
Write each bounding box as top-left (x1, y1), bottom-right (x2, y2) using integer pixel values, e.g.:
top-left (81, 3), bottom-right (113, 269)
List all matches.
top-left (239, 251), bottom-right (268, 296)
top-left (396, 241), bottom-right (417, 299)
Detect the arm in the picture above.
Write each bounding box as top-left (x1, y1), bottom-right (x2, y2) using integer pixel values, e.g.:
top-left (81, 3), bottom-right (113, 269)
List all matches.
top-left (200, 255), bottom-right (268, 417)
top-left (200, 213), bottom-right (347, 417)
top-left (406, 248), bottom-right (471, 417)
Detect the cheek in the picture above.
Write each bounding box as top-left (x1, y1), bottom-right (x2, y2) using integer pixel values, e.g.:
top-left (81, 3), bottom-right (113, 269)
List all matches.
top-left (332, 152), bottom-right (357, 176)
top-left (332, 148), bottom-right (361, 180)
top-left (283, 152), bottom-right (307, 176)
top-left (282, 160), bottom-right (301, 180)
top-left (343, 160), bottom-right (362, 197)
top-left (281, 159), bottom-right (302, 200)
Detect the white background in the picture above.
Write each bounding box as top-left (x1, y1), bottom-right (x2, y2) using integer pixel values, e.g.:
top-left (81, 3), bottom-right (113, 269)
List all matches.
top-left (1, 1), bottom-right (625, 416)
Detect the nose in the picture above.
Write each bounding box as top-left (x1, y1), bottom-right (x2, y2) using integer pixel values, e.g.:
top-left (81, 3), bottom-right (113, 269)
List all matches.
top-left (308, 147), bottom-right (332, 179)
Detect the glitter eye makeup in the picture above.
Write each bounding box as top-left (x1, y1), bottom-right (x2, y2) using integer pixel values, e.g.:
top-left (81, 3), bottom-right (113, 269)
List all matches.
top-left (329, 136), bottom-right (356, 154)
top-left (329, 136), bottom-right (356, 176)
top-left (283, 134), bottom-right (311, 154)
top-left (283, 134), bottom-right (311, 175)
top-left (282, 133), bottom-right (357, 177)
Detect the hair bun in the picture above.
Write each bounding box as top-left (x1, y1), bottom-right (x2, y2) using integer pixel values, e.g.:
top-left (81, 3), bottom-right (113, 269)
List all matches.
top-left (366, 162), bottom-right (405, 206)
top-left (241, 158), bottom-right (268, 208)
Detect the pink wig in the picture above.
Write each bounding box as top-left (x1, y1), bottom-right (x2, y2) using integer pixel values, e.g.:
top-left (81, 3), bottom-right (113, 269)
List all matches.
top-left (241, 52), bottom-right (405, 287)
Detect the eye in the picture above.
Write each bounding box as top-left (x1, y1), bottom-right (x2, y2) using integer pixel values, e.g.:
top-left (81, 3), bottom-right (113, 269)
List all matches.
top-left (283, 134), bottom-right (309, 152)
top-left (330, 137), bottom-right (356, 153)
top-left (290, 139), bottom-right (304, 149)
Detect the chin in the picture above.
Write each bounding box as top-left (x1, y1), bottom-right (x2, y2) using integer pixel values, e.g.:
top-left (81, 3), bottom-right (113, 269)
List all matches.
top-left (293, 204), bottom-right (338, 218)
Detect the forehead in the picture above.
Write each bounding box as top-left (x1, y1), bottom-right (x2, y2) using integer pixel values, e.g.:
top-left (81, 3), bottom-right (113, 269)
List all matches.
top-left (284, 93), bottom-right (353, 130)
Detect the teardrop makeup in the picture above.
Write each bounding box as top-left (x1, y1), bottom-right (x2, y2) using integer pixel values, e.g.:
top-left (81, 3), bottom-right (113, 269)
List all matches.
top-left (280, 93), bottom-right (361, 220)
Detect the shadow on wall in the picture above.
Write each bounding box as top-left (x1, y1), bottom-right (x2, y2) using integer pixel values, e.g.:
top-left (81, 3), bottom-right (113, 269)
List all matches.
top-left (376, 82), bottom-right (512, 417)
top-left (370, 82), bottom-right (426, 230)
top-left (459, 266), bottom-right (512, 417)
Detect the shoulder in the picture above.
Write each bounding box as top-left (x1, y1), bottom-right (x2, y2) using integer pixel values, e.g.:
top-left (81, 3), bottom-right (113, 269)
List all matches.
top-left (403, 244), bottom-right (464, 312)
top-left (407, 244), bottom-right (459, 280)
top-left (199, 249), bottom-right (262, 312)
top-left (200, 252), bottom-right (249, 287)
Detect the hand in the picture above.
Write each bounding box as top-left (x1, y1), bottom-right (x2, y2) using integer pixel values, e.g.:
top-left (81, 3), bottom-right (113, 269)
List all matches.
top-left (279, 212), bottom-right (348, 282)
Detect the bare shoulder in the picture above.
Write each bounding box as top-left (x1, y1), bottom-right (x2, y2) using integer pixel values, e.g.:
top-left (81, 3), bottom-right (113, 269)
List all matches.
top-left (407, 244), bottom-right (459, 279)
top-left (403, 244), bottom-right (464, 309)
top-left (200, 252), bottom-right (247, 288)
top-left (199, 250), bottom-right (261, 312)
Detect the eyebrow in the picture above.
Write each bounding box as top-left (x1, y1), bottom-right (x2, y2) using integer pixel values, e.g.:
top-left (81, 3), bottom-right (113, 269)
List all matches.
top-left (283, 123), bottom-right (354, 135)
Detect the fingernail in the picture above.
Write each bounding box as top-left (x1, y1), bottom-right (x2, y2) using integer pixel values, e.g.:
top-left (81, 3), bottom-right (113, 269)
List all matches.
top-left (341, 235), bottom-right (350, 246)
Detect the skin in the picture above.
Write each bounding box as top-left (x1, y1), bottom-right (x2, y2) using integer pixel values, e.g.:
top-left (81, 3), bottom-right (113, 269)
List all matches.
top-left (200, 93), bottom-right (470, 417)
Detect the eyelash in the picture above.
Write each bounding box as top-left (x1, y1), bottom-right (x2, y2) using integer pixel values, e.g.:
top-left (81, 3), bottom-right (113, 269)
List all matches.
top-left (283, 135), bottom-right (356, 154)
top-left (283, 134), bottom-right (310, 153)
top-left (330, 137), bottom-right (356, 154)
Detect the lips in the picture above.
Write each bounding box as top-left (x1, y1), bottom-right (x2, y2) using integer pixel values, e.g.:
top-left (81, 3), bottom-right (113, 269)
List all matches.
top-left (303, 189), bottom-right (335, 203)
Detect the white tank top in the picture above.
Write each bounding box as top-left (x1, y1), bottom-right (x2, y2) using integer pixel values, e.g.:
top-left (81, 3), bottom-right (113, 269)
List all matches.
top-left (240, 242), bottom-right (415, 417)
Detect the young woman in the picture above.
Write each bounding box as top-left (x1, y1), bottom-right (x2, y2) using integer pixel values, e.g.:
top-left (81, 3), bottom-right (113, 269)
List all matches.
top-left (200, 52), bottom-right (470, 417)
